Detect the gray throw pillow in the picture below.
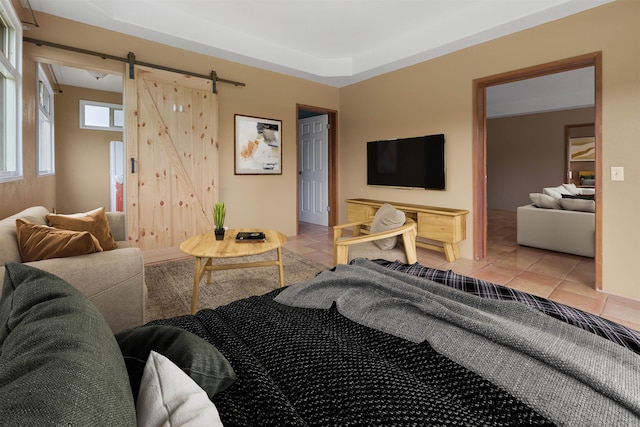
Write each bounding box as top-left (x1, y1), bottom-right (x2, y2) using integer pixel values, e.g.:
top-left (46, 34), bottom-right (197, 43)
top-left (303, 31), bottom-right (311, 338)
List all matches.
top-left (0, 263), bottom-right (136, 426)
top-left (116, 325), bottom-right (237, 400)
top-left (529, 193), bottom-right (561, 209)
top-left (559, 198), bottom-right (595, 213)
top-left (370, 203), bottom-right (406, 250)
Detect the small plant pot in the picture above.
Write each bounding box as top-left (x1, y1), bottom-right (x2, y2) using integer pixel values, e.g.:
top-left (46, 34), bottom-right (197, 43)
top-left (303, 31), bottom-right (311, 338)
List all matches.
top-left (214, 229), bottom-right (225, 240)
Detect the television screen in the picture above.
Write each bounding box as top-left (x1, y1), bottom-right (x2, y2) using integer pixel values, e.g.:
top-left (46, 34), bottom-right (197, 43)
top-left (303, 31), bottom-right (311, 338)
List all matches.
top-left (367, 134), bottom-right (445, 190)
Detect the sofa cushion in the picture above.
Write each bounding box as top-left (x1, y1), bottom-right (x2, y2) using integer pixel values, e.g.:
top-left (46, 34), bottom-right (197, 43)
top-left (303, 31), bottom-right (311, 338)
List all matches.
top-left (0, 263), bottom-right (136, 425)
top-left (136, 351), bottom-right (224, 427)
top-left (529, 193), bottom-right (561, 209)
top-left (16, 219), bottom-right (103, 262)
top-left (559, 198), bottom-right (596, 213)
top-left (0, 206), bottom-right (49, 265)
top-left (543, 185), bottom-right (572, 200)
top-left (46, 207), bottom-right (118, 251)
top-left (116, 325), bottom-right (236, 400)
top-left (370, 203), bottom-right (406, 250)
top-left (561, 183), bottom-right (581, 195)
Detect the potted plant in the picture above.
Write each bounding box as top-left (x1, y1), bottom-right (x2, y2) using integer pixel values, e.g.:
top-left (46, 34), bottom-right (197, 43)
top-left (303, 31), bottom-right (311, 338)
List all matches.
top-left (212, 201), bottom-right (226, 240)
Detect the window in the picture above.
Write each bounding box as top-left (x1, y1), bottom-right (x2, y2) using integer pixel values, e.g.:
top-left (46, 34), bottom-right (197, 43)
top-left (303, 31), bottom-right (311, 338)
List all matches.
top-left (80, 100), bottom-right (123, 131)
top-left (37, 64), bottom-right (54, 176)
top-left (0, 0), bottom-right (22, 182)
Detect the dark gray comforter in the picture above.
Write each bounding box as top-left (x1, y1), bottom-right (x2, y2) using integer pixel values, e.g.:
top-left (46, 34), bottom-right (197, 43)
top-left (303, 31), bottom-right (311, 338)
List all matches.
top-left (153, 259), bottom-right (640, 426)
top-left (275, 259), bottom-right (640, 426)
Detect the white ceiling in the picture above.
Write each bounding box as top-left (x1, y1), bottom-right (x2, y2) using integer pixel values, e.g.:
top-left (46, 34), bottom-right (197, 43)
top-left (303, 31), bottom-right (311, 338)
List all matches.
top-left (25, 0), bottom-right (612, 88)
top-left (31, 0), bottom-right (599, 117)
top-left (486, 66), bottom-right (594, 118)
top-left (48, 64), bottom-right (124, 93)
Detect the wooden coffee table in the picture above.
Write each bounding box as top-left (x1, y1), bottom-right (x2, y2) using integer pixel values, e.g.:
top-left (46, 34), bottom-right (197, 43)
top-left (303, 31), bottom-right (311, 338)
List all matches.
top-left (179, 228), bottom-right (287, 314)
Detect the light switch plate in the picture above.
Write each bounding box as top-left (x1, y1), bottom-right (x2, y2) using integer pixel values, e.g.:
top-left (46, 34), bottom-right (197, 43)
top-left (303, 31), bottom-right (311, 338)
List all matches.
top-left (611, 166), bottom-right (624, 181)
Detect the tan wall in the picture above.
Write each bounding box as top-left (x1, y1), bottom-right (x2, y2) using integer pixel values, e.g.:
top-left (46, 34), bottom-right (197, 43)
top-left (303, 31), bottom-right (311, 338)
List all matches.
top-left (7, 1), bottom-right (639, 300)
top-left (339, 0), bottom-right (640, 300)
top-left (54, 85), bottom-right (123, 213)
top-left (18, 11), bottom-right (339, 237)
top-left (0, 55), bottom-right (56, 218)
top-left (487, 107), bottom-right (594, 211)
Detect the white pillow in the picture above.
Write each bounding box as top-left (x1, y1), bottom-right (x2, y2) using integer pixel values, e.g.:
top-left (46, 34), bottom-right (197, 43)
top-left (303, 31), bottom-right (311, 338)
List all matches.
top-left (561, 183), bottom-right (580, 195)
top-left (529, 193), bottom-right (561, 209)
top-left (559, 198), bottom-right (595, 213)
top-left (137, 351), bottom-right (224, 427)
top-left (543, 185), bottom-right (572, 200)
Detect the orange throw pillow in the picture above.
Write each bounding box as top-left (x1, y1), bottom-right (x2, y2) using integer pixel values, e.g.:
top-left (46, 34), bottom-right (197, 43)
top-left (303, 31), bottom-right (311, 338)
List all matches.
top-left (16, 219), bottom-right (104, 262)
top-left (46, 207), bottom-right (118, 251)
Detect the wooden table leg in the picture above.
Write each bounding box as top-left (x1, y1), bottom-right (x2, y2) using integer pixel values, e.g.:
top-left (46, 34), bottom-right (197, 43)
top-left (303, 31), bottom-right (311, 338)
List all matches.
top-left (443, 243), bottom-right (460, 262)
top-left (191, 257), bottom-right (209, 315)
top-left (276, 247), bottom-right (285, 287)
top-left (204, 258), bottom-right (213, 283)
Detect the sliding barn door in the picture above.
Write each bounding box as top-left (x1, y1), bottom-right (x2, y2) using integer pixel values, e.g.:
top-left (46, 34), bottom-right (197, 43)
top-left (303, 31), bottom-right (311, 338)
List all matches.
top-left (125, 66), bottom-right (219, 250)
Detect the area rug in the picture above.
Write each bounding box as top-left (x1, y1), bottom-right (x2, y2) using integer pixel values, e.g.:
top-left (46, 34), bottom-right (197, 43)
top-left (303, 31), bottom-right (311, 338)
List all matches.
top-left (144, 248), bottom-right (329, 322)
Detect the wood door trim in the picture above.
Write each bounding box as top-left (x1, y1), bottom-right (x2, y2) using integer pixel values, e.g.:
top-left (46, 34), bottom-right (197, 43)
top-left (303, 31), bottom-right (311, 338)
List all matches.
top-left (296, 104), bottom-right (338, 230)
top-left (472, 52), bottom-right (602, 290)
top-left (124, 63), bottom-right (140, 245)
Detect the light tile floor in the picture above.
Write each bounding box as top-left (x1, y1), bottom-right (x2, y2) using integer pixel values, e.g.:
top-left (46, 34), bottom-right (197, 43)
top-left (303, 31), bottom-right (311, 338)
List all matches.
top-left (286, 210), bottom-right (640, 331)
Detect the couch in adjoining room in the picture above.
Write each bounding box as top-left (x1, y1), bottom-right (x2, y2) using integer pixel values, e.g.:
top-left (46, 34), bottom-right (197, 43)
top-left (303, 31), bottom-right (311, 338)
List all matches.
top-left (0, 206), bottom-right (146, 332)
top-left (517, 184), bottom-right (595, 257)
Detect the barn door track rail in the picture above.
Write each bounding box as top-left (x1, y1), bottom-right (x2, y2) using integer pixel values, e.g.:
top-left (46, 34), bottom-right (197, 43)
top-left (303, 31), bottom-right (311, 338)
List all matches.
top-left (24, 37), bottom-right (245, 93)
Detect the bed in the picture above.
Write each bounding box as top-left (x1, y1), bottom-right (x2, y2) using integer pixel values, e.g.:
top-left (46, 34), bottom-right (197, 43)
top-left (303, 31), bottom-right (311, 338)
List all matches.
top-left (148, 258), bottom-right (640, 426)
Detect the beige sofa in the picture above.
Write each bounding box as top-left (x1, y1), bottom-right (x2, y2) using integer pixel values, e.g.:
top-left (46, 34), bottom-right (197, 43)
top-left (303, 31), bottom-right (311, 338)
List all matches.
top-left (0, 206), bottom-right (146, 332)
top-left (516, 184), bottom-right (595, 257)
top-left (517, 204), bottom-right (594, 257)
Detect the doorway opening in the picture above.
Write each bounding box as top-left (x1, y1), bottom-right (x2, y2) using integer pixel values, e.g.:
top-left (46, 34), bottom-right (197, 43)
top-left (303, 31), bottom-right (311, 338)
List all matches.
top-left (296, 105), bottom-right (338, 232)
top-left (473, 52), bottom-right (602, 289)
top-left (44, 62), bottom-right (124, 215)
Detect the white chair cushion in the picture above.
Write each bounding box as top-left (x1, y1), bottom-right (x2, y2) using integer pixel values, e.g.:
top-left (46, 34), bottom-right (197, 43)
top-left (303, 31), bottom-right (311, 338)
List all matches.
top-left (370, 204), bottom-right (406, 250)
top-left (345, 241), bottom-right (408, 263)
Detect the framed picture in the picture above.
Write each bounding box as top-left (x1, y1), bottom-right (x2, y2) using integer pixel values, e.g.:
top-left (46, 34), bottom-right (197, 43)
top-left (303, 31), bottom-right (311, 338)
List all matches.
top-left (234, 114), bottom-right (282, 175)
top-left (569, 136), bottom-right (595, 161)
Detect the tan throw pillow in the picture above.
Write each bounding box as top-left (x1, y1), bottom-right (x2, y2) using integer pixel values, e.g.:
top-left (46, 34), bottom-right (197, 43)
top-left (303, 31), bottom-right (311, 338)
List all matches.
top-left (16, 219), bottom-right (103, 262)
top-left (46, 207), bottom-right (117, 251)
top-left (370, 204), bottom-right (406, 250)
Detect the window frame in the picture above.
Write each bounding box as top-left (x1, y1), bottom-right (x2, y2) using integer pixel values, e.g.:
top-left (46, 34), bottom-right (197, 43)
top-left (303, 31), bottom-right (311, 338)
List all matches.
top-left (36, 63), bottom-right (54, 177)
top-left (79, 100), bottom-right (124, 132)
top-left (0, 0), bottom-right (22, 182)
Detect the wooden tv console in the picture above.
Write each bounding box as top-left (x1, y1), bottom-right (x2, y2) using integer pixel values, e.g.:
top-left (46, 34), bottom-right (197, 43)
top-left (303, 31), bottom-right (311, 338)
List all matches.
top-left (345, 198), bottom-right (468, 261)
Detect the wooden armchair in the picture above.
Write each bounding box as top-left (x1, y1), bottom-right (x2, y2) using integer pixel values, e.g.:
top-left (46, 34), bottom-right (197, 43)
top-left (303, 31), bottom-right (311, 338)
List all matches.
top-left (333, 217), bottom-right (418, 265)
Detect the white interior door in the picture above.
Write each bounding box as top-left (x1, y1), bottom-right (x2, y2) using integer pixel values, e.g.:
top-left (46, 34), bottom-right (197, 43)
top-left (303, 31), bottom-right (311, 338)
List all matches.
top-left (298, 114), bottom-right (329, 226)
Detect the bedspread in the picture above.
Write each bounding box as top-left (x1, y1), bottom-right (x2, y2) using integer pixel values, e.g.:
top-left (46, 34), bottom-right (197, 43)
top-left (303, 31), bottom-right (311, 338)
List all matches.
top-left (275, 259), bottom-right (640, 426)
top-left (376, 259), bottom-right (640, 354)
top-left (151, 259), bottom-right (640, 426)
top-left (154, 293), bottom-right (552, 426)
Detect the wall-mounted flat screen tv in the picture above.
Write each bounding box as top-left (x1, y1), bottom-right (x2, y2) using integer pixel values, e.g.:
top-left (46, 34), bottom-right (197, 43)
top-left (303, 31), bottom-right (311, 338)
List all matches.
top-left (367, 134), bottom-right (445, 190)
